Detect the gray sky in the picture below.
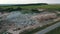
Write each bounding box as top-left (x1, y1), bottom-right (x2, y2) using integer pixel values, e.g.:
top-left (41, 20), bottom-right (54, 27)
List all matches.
top-left (0, 0), bottom-right (60, 4)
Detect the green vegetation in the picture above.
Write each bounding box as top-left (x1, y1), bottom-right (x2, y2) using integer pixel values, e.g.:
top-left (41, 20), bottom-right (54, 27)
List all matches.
top-left (20, 5), bottom-right (60, 9)
top-left (14, 3), bottom-right (48, 6)
top-left (0, 5), bottom-right (60, 9)
top-left (0, 4), bottom-right (60, 14)
top-left (0, 4), bottom-right (60, 13)
top-left (0, 4), bottom-right (60, 11)
top-left (46, 27), bottom-right (60, 34)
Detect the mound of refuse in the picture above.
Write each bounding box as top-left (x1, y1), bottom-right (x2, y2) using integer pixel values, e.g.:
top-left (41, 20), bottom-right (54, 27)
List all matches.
top-left (5, 11), bottom-right (39, 29)
top-left (0, 11), bottom-right (57, 34)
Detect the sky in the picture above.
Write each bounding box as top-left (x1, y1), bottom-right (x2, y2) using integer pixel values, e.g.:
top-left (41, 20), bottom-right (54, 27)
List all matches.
top-left (0, 0), bottom-right (60, 4)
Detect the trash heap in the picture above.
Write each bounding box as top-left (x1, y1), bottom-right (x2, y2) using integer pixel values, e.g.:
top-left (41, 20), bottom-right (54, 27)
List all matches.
top-left (5, 11), bottom-right (39, 29)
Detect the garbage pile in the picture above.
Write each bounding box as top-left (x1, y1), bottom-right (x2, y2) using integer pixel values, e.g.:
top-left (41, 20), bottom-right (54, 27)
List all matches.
top-left (1, 11), bottom-right (57, 34)
top-left (5, 11), bottom-right (39, 29)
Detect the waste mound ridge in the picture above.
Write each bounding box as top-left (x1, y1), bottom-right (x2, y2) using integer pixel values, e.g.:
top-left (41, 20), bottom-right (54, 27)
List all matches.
top-left (5, 11), bottom-right (39, 28)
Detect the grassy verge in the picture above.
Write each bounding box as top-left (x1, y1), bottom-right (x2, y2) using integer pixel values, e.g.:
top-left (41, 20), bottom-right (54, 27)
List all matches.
top-left (46, 27), bottom-right (60, 34)
top-left (19, 19), bottom-right (60, 34)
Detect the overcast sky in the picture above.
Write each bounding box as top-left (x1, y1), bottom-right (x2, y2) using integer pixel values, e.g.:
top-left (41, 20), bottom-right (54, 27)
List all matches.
top-left (0, 0), bottom-right (60, 4)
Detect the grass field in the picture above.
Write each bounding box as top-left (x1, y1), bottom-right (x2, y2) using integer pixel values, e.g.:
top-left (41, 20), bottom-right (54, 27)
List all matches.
top-left (20, 5), bottom-right (60, 9)
top-left (46, 27), bottom-right (60, 34)
top-left (0, 4), bottom-right (60, 13)
top-left (1, 5), bottom-right (60, 9)
top-left (0, 4), bottom-right (60, 9)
